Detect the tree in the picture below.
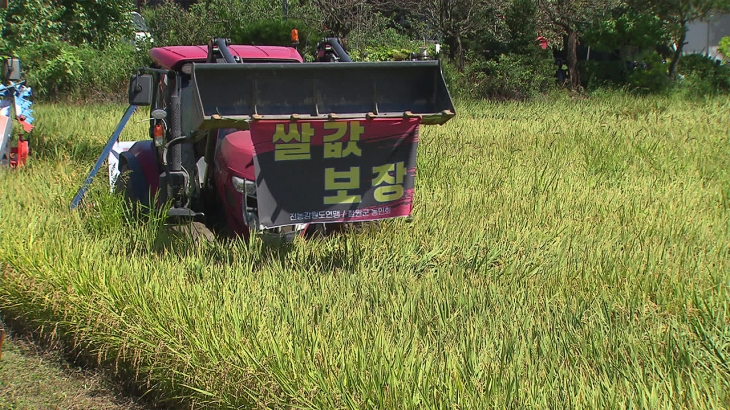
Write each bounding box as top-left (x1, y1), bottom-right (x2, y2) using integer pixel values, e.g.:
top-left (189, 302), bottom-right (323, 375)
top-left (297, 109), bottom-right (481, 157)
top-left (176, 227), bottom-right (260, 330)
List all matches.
top-left (56, 0), bottom-right (134, 48)
top-left (638, 0), bottom-right (730, 79)
top-left (719, 35), bottom-right (730, 61)
top-left (308, 0), bottom-right (371, 39)
top-left (398, 0), bottom-right (504, 69)
top-left (506, 0), bottom-right (539, 53)
top-left (536, 0), bottom-right (620, 90)
top-left (2, 0), bottom-right (133, 50)
top-left (582, 8), bottom-right (668, 56)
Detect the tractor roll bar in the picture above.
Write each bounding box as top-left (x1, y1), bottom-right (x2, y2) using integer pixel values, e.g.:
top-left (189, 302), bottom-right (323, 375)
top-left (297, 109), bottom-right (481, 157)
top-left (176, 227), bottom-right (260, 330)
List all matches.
top-left (320, 38), bottom-right (352, 62)
top-left (208, 38), bottom-right (238, 64)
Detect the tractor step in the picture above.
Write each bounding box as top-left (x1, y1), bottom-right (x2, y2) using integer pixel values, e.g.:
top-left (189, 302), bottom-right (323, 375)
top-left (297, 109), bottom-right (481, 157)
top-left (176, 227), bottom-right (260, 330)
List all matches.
top-left (167, 207), bottom-right (205, 222)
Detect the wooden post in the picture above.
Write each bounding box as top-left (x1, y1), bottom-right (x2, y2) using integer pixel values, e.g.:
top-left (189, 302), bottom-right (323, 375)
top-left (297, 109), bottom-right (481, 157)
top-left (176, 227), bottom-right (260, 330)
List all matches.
top-left (0, 0), bottom-right (8, 10)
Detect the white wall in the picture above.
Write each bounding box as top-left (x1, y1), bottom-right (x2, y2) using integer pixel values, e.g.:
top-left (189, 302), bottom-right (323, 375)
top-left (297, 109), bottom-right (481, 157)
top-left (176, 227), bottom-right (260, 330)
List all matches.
top-left (685, 14), bottom-right (730, 59)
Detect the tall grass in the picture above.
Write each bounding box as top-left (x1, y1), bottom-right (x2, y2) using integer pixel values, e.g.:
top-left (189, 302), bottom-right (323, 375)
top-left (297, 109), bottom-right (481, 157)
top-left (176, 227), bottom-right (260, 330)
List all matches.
top-left (1, 93), bottom-right (729, 408)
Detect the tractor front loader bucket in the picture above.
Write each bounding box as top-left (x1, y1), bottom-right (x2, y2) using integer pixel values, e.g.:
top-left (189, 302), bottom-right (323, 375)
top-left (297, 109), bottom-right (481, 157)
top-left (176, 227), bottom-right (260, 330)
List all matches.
top-left (190, 60), bottom-right (455, 131)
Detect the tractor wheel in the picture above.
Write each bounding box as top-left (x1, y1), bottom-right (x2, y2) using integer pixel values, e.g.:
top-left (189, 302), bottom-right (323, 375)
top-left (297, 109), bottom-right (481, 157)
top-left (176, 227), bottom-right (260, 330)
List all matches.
top-left (115, 162), bottom-right (142, 218)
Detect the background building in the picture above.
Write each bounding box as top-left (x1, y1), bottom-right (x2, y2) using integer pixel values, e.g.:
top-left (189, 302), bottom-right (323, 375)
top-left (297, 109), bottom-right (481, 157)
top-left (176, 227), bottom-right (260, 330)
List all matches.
top-left (685, 14), bottom-right (730, 60)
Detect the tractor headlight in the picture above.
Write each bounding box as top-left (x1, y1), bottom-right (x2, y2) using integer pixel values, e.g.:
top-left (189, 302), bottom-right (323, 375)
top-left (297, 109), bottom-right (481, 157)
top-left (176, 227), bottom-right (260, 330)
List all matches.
top-left (232, 176), bottom-right (256, 197)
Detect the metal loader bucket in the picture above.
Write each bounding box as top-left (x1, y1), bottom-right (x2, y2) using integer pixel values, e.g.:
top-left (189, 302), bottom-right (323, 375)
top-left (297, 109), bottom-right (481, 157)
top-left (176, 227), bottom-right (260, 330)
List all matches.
top-left (189, 60), bottom-right (455, 131)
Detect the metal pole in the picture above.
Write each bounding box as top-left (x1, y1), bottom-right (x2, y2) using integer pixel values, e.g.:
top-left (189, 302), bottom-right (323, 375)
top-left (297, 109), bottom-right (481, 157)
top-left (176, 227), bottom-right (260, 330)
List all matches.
top-left (282, 0), bottom-right (288, 20)
top-left (70, 105), bottom-right (137, 210)
top-left (706, 18), bottom-right (711, 57)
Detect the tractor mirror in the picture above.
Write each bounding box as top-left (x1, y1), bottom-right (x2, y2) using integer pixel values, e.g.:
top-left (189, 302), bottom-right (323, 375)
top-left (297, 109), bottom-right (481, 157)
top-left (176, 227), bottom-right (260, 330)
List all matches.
top-left (128, 74), bottom-right (153, 106)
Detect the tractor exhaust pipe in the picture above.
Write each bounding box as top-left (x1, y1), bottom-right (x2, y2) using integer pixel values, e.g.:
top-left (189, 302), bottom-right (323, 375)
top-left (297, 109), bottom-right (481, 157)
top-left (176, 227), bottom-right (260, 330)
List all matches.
top-left (169, 74), bottom-right (182, 173)
top-left (165, 73), bottom-right (186, 209)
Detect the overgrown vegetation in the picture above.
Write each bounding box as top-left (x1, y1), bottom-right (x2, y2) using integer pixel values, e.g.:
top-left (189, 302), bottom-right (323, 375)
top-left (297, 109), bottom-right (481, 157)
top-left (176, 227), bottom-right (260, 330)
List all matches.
top-left (0, 0), bottom-right (146, 100)
top-left (2, 0), bottom-right (730, 100)
top-left (1, 95), bottom-right (729, 408)
top-left (14, 41), bottom-right (149, 100)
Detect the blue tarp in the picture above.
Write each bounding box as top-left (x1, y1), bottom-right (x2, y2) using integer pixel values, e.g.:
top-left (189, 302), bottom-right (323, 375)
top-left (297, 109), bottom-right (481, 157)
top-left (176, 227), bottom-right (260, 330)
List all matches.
top-left (0, 81), bottom-right (34, 126)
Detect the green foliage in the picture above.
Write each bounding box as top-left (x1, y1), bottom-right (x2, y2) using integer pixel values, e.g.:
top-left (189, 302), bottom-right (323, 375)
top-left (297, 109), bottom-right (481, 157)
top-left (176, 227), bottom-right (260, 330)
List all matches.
top-left (583, 9), bottom-right (668, 53)
top-left (677, 54), bottom-right (730, 96)
top-left (233, 19), bottom-right (296, 46)
top-left (54, 0), bottom-right (134, 49)
top-left (452, 48), bottom-right (555, 100)
top-left (626, 52), bottom-right (671, 94)
top-left (142, 0), bottom-right (292, 47)
top-left (356, 43), bottom-right (436, 62)
top-left (142, 1), bottom-right (217, 46)
top-left (1, 0), bottom-right (133, 50)
top-left (80, 43), bottom-right (151, 100)
top-left (3, 0), bottom-right (727, 100)
top-left (348, 12), bottom-right (413, 47)
top-left (231, 18), bottom-right (322, 57)
top-left (18, 41), bottom-right (84, 97)
top-left (580, 60), bottom-right (628, 89)
top-left (0, 0), bottom-right (139, 99)
top-left (506, 0), bottom-right (538, 52)
top-left (17, 41), bottom-right (148, 100)
top-left (1, 0), bottom-right (64, 50)
top-left (718, 36), bottom-right (730, 61)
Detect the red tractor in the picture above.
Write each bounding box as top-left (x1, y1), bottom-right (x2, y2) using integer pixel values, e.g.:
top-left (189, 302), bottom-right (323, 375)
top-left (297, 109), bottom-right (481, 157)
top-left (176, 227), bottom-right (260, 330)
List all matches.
top-left (71, 38), bottom-right (455, 241)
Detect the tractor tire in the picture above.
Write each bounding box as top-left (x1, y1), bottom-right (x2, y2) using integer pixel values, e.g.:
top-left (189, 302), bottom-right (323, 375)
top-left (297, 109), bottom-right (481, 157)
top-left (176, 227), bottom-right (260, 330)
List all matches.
top-left (115, 162), bottom-right (138, 217)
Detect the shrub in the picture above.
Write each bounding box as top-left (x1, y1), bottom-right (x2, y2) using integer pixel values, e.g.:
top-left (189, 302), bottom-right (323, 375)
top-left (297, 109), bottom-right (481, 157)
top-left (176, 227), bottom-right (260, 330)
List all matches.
top-left (18, 41), bottom-right (85, 97)
top-left (626, 52), bottom-right (671, 94)
top-left (357, 43), bottom-right (437, 62)
top-left (231, 18), bottom-right (322, 57)
top-left (451, 49), bottom-right (555, 100)
top-left (580, 60), bottom-right (629, 90)
top-left (677, 53), bottom-right (730, 96)
top-left (17, 40), bottom-right (148, 100)
top-left (718, 36), bottom-right (730, 61)
top-left (79, 43), bottom-right (151, 100)
top-left (142, 0), bottom-right (291, 48)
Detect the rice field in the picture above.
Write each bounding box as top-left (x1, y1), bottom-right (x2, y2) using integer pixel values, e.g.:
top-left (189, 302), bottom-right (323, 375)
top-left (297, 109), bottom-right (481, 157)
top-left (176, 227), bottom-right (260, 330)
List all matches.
top-left (0, 93), bottom-right (728, 409)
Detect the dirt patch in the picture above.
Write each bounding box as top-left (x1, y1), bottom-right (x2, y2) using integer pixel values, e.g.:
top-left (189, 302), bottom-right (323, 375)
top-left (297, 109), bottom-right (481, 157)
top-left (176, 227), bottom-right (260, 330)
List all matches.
top-left (0, 322), bottom-right (149, 410)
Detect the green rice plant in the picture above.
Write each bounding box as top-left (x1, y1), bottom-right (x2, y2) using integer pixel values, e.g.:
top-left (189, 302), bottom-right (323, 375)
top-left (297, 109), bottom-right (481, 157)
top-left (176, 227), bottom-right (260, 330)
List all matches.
top-left (0, 93), bottom-right (729, 409)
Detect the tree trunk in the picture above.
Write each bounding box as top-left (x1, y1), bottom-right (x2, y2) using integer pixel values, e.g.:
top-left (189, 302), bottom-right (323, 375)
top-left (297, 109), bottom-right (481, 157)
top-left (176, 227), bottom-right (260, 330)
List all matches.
top-left (669, 26), bottom-right (687, 80)
top-left (447, 36), bottom-right (457, 61)
top-left (566, 30), bottom-right (580, 91)
top-left (446, 35), bottom-right (465, 71)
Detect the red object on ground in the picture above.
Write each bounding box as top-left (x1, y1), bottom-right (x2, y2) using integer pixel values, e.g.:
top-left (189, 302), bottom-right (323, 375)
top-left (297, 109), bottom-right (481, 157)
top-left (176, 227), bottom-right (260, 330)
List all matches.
top-left (9, 138), bottom-right (29, 168)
